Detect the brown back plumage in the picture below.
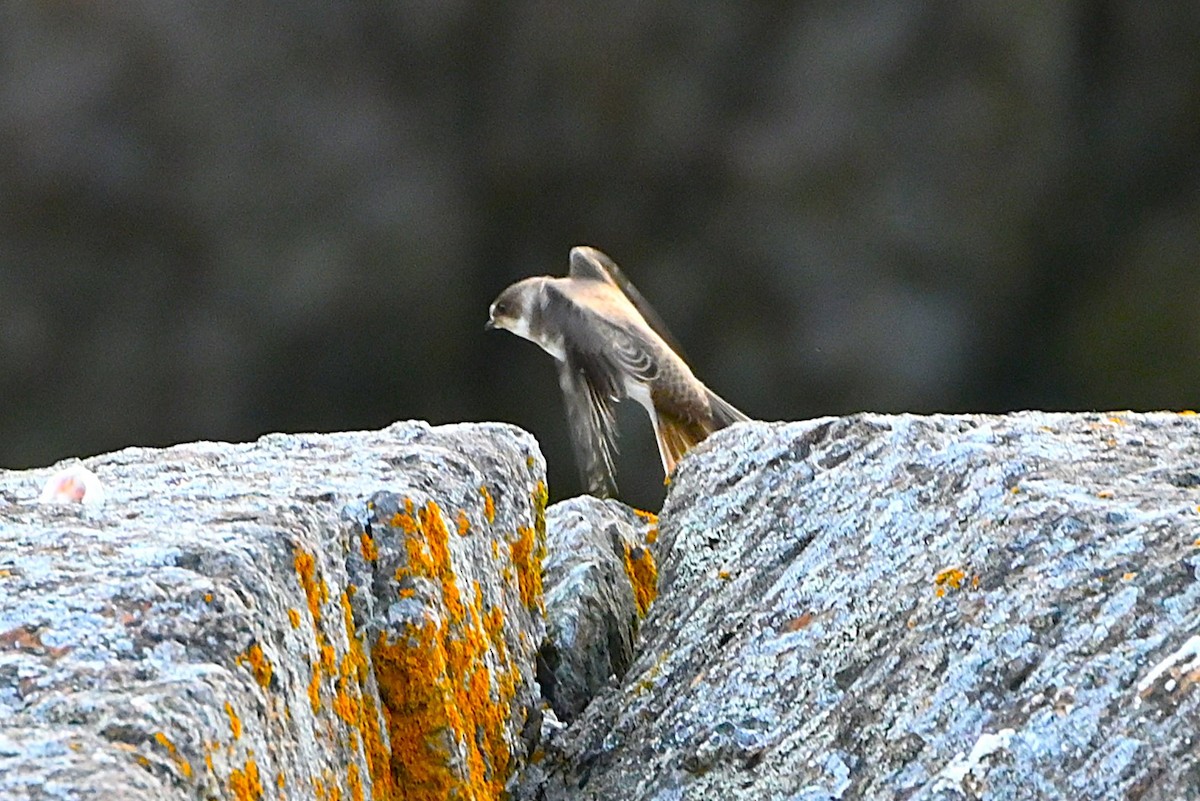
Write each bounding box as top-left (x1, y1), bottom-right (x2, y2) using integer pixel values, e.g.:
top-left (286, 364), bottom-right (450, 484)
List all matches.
top-left (653, 384), bottom-right (749, 473)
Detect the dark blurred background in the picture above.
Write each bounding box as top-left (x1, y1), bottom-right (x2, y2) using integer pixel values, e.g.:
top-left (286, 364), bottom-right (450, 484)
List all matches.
top-left (2, 3), bottom-right (1199, 509)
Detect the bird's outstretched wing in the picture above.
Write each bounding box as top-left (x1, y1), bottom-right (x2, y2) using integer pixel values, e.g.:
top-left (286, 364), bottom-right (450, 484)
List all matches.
top-left (544, 277), bottom-right (661, 497)
top-left (555, 355), bottom-right (620, 498)
top-left (568, 246), bottom-right (690, 362)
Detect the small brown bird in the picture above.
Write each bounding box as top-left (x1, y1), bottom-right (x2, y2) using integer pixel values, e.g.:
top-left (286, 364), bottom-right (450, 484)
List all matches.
top-left (487, 246), bottom-right (748, 497)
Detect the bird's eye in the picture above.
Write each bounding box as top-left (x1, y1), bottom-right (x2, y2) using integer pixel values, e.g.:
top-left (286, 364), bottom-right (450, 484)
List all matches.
top-left (494, 302), bottom-right (508, 316)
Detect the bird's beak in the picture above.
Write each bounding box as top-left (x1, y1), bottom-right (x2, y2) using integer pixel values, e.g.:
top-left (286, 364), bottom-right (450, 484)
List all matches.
top-left (484, 319), bottom-right (496, 331)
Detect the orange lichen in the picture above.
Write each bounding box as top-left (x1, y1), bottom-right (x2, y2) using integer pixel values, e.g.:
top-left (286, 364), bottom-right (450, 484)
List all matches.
top-left (359, 486), bottom-right (544, 798)
top-left (332, 675), bottom-right (360, 725)
top-left (360, 532), bottom-right (379, 562)
top-left (224, 701), bottom-right (243, 740)
top-left (204, 592), bottom-right (214, 603)
top-left (309, 663), bottom-right (322, 712)
top-left (337, 591), bottom-right (395, 800)
top-left (371, 626), bottom-right (452, 798)
top-left (348, 762), bottom-right (364, 801)
top-left (635, 508), bottom-right (659, 544)
top-left (507, 482), bottom-right (550, 612)
top-left (322, 642), bottom-right (336, 674)
top-left (935, 567), bottom-right (966, 597)
top-left (510, 526), bottom-right (543, 610)
top-left (287, 608), bottom-right (302, 629)
top-left (391, 498), bottom-right (419, 534)
top-left (294, 549), bottom-right (322, 624)
top-left (480, 485), bottom-right (495, 524)
top-left (424, 502), bottom-right (465, 619)
top-left (368, 497), bottom-right (526, 800)
top-left (405, 533), bottom-right (434, 576)
top-left (229, 758), bottom-right (263, 801)
top-left (457, 510), bottom-right (471, 536)
top-left (482, 604), bottom-right (505, 649)
top-left (372, 619), bottom-right (513, 801)
top-left (397, 500), bottom-right (468, 625)
top-left (277, 772), bottom-right (285, 788)
top-left (533, 481), bottom-right (548, 533)
top-left (154, 731), bottom-right (193, 778)
top-left (237, 643), bottom-right (273, 688)
top-left (622, 542), bottom-right (659, 617)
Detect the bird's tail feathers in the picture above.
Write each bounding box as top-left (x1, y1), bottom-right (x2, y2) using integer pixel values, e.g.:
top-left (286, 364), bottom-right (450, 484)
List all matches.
top-left (706, 389), bottom-right (750, 428)
top-left (653, 390), bottom-right (750, 477)
top-left (654, 411), bottom-right (709, 476)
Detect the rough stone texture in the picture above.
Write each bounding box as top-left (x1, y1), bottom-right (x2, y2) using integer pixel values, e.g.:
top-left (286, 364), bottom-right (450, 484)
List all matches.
top-left (537, 498), bottom-right (658, 722)
top-left (527, 412), bottom-right (1200, 800)
top-left (0, 421), bottom-right (547, 800)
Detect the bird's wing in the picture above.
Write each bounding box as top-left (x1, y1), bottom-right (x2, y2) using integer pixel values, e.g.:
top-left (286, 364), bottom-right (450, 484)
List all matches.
top-left (543, 279), bottom-right (660, 388)
top-left (544, 281), bottom-right (662, 497)
top-left (555, 355), bottom-right (620, 498)
top-left (568, 246), bottom-right (691, 363)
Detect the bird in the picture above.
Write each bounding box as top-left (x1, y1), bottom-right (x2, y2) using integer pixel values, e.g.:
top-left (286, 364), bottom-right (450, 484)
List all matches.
top-left (487, 245), bottom-right (749, 497)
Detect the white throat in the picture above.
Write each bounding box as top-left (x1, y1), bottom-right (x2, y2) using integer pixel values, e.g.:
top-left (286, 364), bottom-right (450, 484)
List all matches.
top-left (505, 312), bottom-right (566, 362)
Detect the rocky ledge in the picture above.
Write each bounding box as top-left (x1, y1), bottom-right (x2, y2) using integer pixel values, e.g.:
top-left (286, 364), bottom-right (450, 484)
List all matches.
top-left (2, 412), bottom-right (1199, 800)
top-left (526, 412), bottom-right (1200, 801)
top-left (0, 422), bottom-right (548, 800)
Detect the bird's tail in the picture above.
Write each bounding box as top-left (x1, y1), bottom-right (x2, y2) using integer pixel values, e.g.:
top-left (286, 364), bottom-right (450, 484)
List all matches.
top-left (706, 387), bottom-right (750, 428)
top-left (654, 389), bottom-right (750, 475)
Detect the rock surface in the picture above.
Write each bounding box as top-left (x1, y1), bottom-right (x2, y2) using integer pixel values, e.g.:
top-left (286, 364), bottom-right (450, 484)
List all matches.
top-left (537, 497), bottom-right (658, 722)
top-left (527, 412), bottom-right (1200, 800)
top-left (7, 412), bottom-right (1200, 800)
top-left (0, 422), bottom-right (547, 800)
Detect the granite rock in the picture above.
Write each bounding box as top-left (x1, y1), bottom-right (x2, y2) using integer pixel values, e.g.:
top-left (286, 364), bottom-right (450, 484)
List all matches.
top-left (527, 412), bottom-right (1200, 801)
top-left (537, 497), bottom-right (658, 723)
top-left (0, 421), bottom-right (547, 800)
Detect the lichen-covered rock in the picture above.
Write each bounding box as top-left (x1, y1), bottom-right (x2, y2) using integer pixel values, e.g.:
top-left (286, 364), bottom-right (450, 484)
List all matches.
top-left (536, 497), bottom-right (658, 723)
top-left (0, 421), bottom-right (546, 800)
top-left (526, 412), bottom-right (1200, 800)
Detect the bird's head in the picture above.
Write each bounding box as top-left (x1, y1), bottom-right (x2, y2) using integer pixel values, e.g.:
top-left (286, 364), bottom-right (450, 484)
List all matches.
top-left (486, 278), bottom-right (541, 340)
